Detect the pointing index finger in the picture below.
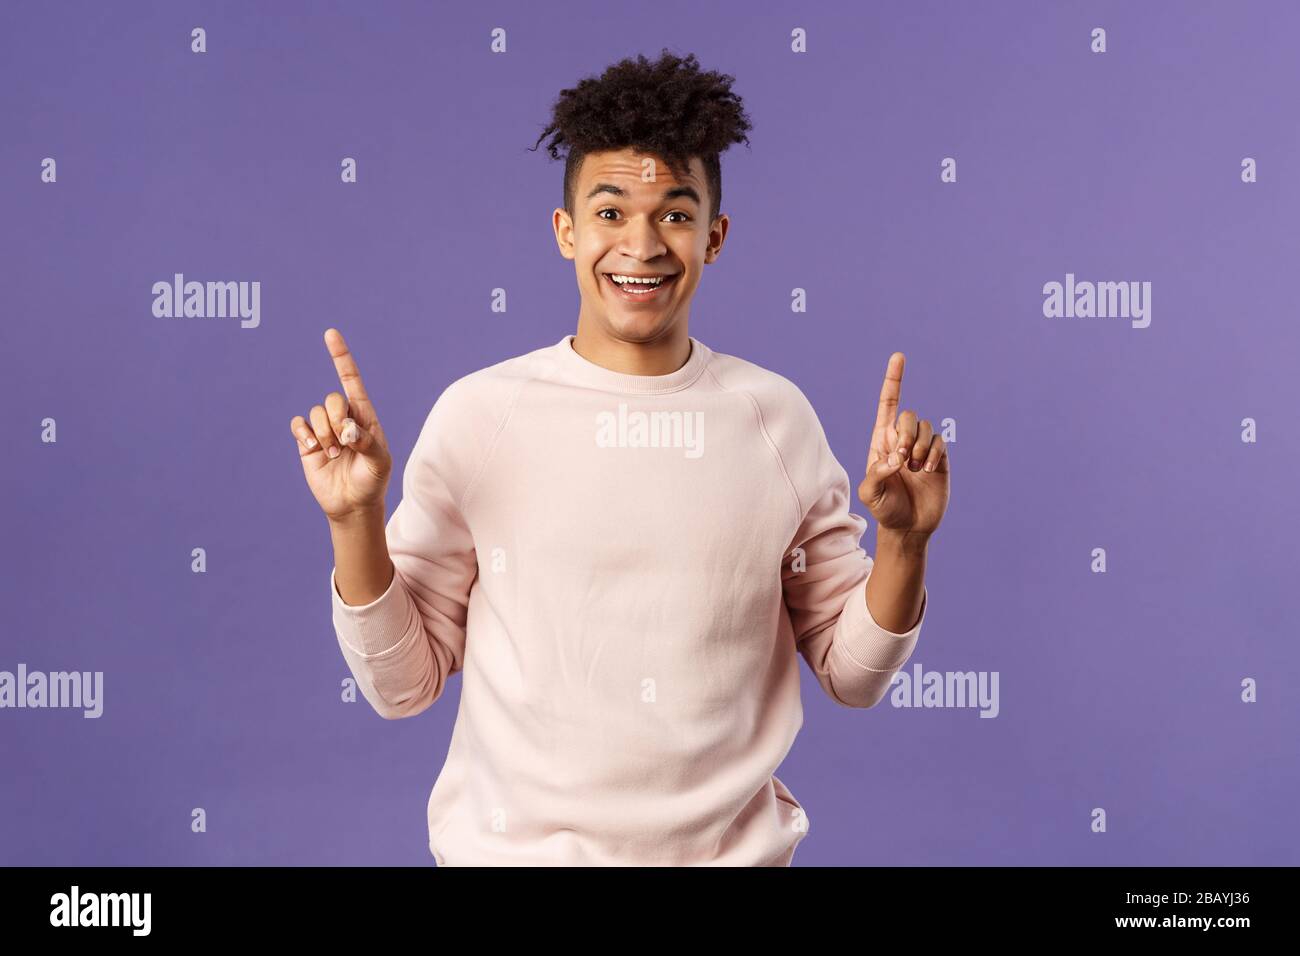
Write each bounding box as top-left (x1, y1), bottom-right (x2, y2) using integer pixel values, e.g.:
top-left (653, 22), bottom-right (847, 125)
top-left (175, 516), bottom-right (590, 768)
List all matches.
top-left (874, 351), bottom-right (905, 431)
top-left (324, 328), bottom-right (375, 422)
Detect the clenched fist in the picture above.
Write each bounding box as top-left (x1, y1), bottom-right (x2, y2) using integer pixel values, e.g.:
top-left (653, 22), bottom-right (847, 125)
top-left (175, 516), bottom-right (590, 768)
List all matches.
top-left (289, 328), bottom-right (393, 521)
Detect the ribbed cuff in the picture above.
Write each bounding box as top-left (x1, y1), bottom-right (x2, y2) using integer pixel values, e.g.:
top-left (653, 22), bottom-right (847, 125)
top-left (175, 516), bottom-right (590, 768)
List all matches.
top-left (330, 565), bottom-right (419, 658)
top-left (834, 572), bottom-right (926, 672)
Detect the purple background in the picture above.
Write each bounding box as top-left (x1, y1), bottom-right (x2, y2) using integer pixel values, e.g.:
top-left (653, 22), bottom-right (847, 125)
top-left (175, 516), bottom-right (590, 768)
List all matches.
top-left (2, 0), bottom-right (1296, 866)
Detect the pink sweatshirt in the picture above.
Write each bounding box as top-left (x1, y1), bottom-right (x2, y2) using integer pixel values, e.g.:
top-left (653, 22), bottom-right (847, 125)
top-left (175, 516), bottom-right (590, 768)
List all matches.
top-left (330, 334), bottom-right (928, 866)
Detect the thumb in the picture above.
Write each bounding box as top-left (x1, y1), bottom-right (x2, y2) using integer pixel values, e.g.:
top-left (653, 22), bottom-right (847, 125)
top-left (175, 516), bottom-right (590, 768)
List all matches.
top-left (877, 448), bottom-right (907, 479)
top-left (860, 449), bottom-right (905, 502)
top-left (339, 416), bottom-right (378, 457)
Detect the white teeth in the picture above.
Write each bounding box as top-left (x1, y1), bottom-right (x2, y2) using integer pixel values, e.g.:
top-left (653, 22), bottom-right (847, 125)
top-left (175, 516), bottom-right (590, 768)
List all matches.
top-left (609, 274), bottom-right (665, 285)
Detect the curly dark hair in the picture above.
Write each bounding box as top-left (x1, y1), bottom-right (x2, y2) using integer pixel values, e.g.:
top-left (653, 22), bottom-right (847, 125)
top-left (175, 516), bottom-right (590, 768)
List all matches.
top-left (529, 49), bottom-right (753, 223)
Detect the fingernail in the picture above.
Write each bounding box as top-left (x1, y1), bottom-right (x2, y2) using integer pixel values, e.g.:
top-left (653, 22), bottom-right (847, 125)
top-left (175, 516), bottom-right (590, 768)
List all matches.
top-left (909, 459), bottom-right (920, 471)
top-left (340, 418), bottom-right (358, 445)
top-left (889, 451), bottom-right (899, 467)
top-left (925, 461), bottom-right (935, 472)
top-left (327, 446), bottom-right (340, 459)
top-left (304, 436), bottom-right (318, 449)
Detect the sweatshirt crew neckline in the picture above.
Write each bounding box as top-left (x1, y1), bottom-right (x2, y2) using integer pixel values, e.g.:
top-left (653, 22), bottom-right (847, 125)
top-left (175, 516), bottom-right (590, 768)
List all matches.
top-left (552, 333), bottom-right (712, 394)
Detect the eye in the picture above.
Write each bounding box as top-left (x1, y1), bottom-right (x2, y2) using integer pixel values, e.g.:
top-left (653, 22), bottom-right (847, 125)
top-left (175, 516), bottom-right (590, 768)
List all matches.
top-left (595, 208), bottom-right (692, 223)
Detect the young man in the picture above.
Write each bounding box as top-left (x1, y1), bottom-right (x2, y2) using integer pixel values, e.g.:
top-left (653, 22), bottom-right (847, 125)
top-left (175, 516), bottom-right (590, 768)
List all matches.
top-left (291, 51), bottom-right (949, 866)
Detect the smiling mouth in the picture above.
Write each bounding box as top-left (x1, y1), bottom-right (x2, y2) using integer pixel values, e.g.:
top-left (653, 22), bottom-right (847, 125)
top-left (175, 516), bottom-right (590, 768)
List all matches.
top-left (602, 272), bottom-right (679, 296)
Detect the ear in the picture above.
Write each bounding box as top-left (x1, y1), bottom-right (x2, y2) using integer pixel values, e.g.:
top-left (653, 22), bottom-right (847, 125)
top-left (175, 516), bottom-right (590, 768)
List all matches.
top-left (704, 213), bottom-right (730, 264)
top-left (552, 207), bottom-right (576, 260)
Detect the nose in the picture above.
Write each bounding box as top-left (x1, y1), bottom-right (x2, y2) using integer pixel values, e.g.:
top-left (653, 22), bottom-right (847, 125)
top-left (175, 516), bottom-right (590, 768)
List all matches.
top-left (617, 215), bottom-right (669, 262)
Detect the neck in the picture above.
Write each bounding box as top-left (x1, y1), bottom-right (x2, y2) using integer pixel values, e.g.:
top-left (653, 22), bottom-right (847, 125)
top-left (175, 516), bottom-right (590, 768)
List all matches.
top-left (570, 318), bottom-right (692, 375)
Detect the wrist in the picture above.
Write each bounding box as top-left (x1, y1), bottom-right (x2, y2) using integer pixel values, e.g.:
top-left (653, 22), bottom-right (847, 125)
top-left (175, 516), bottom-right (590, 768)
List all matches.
top-left (328, 504), bottom-right (385, 532)
top-left (875, 526), bottom-right (931, 558)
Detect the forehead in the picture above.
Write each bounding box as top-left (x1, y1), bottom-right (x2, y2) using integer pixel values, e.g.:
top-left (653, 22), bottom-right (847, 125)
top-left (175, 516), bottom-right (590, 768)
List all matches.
top-left (577, 148), bottom-right (706, 195)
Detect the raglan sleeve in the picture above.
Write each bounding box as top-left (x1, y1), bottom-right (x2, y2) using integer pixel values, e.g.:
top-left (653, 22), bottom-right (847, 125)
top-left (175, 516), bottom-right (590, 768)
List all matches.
top-left (328, 378), bottom-right (482, 720)
top-left (778, 386), bottom-right (927, 709)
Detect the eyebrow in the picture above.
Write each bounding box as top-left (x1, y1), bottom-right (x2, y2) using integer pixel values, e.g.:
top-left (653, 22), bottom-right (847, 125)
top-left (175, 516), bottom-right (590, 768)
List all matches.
top-left (585, 183), bottom-right (701, 206)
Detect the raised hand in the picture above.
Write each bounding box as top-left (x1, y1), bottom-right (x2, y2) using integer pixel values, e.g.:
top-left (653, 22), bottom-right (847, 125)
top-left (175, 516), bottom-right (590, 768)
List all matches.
top-left (289, 328), bottom-right (394, 521)
top-left (857, 351), bottom-right (950, 536)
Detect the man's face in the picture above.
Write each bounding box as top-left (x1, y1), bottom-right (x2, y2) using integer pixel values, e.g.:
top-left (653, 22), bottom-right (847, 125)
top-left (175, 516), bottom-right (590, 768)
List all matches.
top-left (554, 147), bottom-right (728, 344)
